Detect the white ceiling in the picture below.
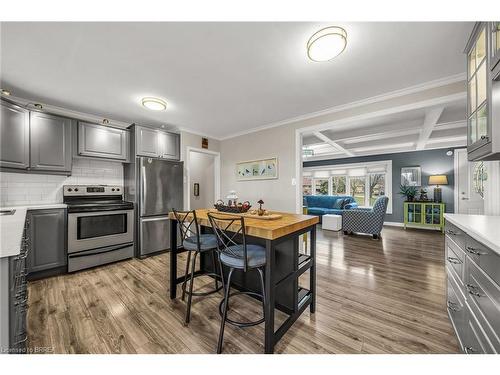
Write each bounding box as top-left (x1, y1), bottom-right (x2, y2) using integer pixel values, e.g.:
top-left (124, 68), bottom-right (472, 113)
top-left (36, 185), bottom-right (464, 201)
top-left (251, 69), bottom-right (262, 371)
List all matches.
top-left (0, 22), bottom-right (472, 139)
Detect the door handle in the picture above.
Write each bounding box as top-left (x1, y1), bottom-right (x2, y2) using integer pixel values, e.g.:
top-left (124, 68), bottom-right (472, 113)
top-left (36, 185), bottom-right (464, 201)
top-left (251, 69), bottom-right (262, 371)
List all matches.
top-left (447, 257), bottom-right (462, 265)
top-left (466, 283), bottom-right (482, 297)
top-left (465, 246), bottom-right (487, 256)
top-left (461, 197), bottom-right (469, 200)
top-left (447, 301), bottom-right (460, 312)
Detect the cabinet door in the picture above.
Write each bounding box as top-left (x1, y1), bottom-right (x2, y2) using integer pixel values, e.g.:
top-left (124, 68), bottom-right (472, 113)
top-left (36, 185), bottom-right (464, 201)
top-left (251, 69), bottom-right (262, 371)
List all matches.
top-left (136, 126), bottom-right (159, 157)
top-left (158, 131), bottom-right (180, 160)
top-left (0, 101), bottom-right (30, 169)
top-left (78, 122), bottom-right (129, 160)
top-left (30, 112), bottom-right (72, 172)
top-left (27, 209), bottom-right (67, 274)
top-left (467, 24), bottom-right (491, 154)
top-left (490, 22), bottom-right (500, 71)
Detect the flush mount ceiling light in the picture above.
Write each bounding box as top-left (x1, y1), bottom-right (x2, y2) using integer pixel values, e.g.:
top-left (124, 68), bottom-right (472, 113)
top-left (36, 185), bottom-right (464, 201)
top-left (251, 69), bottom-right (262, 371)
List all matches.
top-left (141, 97), bottom-right (167, 111)
top-left (307, 26), bottom-right (347, 62)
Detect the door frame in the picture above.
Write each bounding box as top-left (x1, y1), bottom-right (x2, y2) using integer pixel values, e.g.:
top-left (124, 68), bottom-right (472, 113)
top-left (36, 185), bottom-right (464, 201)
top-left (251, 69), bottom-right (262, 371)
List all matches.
top-left (185, 146), bottom-right (221, 210)
top-left (453, 148), bottom-right (467, 213)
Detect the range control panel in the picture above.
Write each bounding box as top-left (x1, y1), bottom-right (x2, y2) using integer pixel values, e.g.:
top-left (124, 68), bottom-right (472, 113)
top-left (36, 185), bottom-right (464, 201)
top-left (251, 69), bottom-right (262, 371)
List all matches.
top-left (63, 185), bottom-right (123, 196)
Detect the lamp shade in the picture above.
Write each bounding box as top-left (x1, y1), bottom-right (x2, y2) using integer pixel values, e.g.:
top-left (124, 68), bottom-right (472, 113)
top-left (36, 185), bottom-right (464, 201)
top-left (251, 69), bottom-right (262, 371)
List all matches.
top-left (428, 175), bottom-right (448, 185)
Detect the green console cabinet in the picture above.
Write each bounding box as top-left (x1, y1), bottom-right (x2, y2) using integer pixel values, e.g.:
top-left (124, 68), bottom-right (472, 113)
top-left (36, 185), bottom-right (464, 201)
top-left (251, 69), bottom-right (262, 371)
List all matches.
top-left (404, 202), bottom-right (445, 232)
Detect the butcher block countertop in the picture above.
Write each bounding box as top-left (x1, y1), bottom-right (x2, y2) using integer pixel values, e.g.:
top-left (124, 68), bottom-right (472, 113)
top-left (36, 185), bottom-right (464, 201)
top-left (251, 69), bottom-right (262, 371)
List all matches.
top-left (169, 209), bottom-right (319, 240)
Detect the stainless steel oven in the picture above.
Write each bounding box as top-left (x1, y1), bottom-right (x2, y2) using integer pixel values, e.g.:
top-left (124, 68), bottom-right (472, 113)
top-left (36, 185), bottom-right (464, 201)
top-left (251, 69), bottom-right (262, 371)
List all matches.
top-left (67, 209), bottom-right (134, 253)
top-left (64, 185), bottom-right (135, 272)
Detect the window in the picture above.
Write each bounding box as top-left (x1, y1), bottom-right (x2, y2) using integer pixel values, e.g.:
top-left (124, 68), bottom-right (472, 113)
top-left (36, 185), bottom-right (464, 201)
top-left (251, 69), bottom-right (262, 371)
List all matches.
top-left (349, 177), bottom-right (366, 206)
top-left (314, 178), bottom-right (329, 195)
top-left (369, 174), bottom-right (385, 205)
top-left (303, 177), bottom-right (312, 196)
top-left (303, 160), bottom-right (392, 213)
top-left (331, 176), bottom-right (346, 194)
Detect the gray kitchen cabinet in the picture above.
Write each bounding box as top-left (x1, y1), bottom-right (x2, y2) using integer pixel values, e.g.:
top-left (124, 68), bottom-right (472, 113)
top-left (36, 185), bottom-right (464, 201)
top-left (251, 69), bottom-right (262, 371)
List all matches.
top-left (445, 218), bottom-right (500, 353)
top-left (158, 131), bottom-right (180, 160)
top-left (30, 112), bottom-right (72, 173)
top-left (26, 209), bottom-right (67, 275)
top-left (132, 125), bottom-right (180, 160)
top-left (0, 100), bottom-right (30, 170)
top-left (136, 126), bottom-right (160, 157)
top-left (78, 122), bottom-right (129, 161)
top-left (465, 22), bottom-right (500, 161)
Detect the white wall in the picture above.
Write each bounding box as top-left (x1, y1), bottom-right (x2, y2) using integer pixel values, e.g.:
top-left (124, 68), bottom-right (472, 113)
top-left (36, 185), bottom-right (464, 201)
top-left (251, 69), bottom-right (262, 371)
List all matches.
top-left (189, 152), bottom-right (215, 209)
top-left (220, 81), bottom-right (466, 213)
top-left (484, 161), bottom-right (500, 216)
top-left (0, 158), bottom-right (123, 206)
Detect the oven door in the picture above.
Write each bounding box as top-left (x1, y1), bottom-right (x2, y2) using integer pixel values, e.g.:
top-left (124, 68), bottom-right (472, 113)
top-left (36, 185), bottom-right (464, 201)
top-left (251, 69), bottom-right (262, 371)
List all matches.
top-left (68, 209), bottom-right (134, 253)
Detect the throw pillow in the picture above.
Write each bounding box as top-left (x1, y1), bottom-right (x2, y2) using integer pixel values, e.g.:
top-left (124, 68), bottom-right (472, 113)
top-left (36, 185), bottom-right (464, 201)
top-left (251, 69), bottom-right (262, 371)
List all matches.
top-left (333, 198), bottom-right (344, 209)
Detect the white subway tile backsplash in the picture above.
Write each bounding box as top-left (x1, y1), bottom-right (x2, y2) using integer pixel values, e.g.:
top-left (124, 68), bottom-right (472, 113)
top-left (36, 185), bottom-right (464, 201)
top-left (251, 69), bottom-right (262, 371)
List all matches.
top-left (0, 158), bottom-right (124, 206)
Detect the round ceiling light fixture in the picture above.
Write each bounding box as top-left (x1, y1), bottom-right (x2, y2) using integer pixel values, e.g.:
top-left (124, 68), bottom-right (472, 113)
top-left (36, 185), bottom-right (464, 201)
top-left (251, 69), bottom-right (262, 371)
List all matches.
top-left (307, 26), bottom-right (347, 62)
top-left (141, 97), bottom-right (167, 111)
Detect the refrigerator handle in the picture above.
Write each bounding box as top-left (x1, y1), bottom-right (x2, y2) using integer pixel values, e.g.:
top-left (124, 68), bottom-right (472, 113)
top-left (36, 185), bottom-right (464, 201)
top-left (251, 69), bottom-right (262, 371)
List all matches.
top-left (141, 164), bottom-right (147, 212)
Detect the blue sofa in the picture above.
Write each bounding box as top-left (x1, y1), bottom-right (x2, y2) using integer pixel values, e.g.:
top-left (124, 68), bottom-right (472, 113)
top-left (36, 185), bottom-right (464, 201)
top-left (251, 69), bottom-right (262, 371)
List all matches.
top-left (303, 195), bottom-right (358, 218)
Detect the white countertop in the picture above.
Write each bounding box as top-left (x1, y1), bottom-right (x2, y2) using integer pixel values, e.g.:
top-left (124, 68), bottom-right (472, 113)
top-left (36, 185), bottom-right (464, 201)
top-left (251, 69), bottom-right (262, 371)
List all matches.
top-left (0, 203), bottom-right (67, 258)
top-left (444, 214), bottom-right (500, 255)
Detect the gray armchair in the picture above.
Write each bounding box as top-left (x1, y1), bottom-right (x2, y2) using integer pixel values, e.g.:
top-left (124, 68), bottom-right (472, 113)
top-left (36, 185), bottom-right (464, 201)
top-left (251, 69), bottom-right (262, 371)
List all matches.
top-left (342, 196), bottom-right (389, 239)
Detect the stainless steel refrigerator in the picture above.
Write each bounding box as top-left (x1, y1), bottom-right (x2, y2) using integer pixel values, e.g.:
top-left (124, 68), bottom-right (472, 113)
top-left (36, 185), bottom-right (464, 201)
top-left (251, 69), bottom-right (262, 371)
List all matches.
top-left (124, 157), bottom-right (183, 258)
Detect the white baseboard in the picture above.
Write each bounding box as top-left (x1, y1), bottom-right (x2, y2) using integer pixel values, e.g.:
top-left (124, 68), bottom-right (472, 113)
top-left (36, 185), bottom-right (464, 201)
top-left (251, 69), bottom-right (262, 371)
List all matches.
top-left (384, 221), bottom-right (442, 231)
top-left (384, 221), bottom-right (404, 227)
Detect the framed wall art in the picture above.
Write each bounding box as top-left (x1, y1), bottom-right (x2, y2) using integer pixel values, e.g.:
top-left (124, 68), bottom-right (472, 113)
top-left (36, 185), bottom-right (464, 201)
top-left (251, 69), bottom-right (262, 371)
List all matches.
top-left (236, 157), bottom-right (278, 181)
top-left (401, 166), bottom-right (421, 186)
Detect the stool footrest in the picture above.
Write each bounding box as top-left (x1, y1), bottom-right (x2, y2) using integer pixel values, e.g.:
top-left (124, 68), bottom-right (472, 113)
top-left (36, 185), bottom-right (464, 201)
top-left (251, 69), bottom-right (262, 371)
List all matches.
top-left (218, 291), bottom-right (265, 327)
top-left (183, 272), bottom-right (223, 297)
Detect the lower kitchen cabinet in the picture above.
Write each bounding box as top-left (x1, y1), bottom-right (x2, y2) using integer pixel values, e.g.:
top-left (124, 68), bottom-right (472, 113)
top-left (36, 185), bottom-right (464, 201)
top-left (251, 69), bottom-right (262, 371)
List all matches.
top-left (445, 219), bottom-right (500, 353)
top-left (26, 209), bottom-right (67, 278)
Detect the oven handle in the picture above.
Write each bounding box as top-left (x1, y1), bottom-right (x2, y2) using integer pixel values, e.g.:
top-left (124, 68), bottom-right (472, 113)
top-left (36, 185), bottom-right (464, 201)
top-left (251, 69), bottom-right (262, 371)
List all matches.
top-left (68, 243), bottom-right (133, 258)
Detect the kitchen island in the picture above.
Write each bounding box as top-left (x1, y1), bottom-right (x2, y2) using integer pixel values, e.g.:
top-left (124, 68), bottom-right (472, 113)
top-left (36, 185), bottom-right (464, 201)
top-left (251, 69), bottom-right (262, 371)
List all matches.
top-left (168, 209), bottom-right (319, 354)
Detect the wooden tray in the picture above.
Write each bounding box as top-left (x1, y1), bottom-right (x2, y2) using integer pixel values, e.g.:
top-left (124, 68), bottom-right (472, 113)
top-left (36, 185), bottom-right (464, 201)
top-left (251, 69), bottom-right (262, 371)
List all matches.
top-left (208, 209), bottom-right (283, 220)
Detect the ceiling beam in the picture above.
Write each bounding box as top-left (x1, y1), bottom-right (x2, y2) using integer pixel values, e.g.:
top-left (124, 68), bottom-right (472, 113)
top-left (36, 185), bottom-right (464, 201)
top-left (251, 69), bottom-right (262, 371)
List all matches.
top-left (416, 107), bottom-right (445, 150)
top-left (313, 131), bottom-right (355, 157)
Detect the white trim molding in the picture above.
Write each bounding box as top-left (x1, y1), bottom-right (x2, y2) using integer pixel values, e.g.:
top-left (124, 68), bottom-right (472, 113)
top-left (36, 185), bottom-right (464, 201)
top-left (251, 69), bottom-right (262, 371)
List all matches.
top-left (222, 73), bottom-right (465, 141)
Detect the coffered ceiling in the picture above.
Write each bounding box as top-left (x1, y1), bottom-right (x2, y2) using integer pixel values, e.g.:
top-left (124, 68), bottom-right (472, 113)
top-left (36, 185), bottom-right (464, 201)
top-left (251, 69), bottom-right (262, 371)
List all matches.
top-left (0, 22), bottom-right (472, 139)
top-left (302, 98), bottom-right (467, 160)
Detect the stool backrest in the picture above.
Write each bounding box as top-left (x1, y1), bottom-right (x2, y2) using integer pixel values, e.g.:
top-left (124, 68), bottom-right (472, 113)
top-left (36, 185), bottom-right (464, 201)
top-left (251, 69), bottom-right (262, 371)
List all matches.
top-left (207, 213), bottom-right (249, 271)
top-left (172, 209), bottom-right (201, 249)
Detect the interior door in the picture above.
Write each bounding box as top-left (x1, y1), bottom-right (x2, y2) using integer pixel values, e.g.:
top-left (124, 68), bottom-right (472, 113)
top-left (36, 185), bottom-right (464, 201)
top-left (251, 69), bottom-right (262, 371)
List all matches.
top-left (456, 148), bottom-right (484, 214)
top-left (140, 158), bottom-right (184, 216)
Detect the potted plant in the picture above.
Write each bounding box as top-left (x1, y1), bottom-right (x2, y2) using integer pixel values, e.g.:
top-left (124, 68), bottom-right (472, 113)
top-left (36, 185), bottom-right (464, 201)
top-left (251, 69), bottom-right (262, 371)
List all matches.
top-left (399, 185), bottom-right (418, 201)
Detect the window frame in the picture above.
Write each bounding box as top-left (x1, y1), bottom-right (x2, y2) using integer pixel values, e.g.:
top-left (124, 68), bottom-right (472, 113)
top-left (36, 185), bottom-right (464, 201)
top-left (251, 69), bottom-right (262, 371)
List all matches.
top-left (303, 160), bottom-right (392, 214)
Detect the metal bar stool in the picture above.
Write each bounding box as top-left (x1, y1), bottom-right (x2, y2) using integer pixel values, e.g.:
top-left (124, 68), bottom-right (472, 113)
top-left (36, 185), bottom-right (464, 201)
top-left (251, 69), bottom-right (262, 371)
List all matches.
top-left (207, 213), bottom-right (267, 354)
top-left (173, 209), bottom-right (223, 325)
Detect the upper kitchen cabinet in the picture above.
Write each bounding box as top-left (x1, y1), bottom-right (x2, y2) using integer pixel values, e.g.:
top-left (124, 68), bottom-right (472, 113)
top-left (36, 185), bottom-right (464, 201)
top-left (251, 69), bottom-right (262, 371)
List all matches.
top-left (158, 131), bottom-right (180, 160)
top-left (466, 22), bottom-right (500, 161)
top-left (30, 112), bottom-right (73, 173)
top-left (78, 122), bottom-right (129, 161)
top-left (490, 22), bottom-right (500, 73)
top-left (132, 125), bottom-right (180, 160)
top-left (136, 126), bottom-right (160, 157)
top-left (0, 100), bottom-right (30, 169)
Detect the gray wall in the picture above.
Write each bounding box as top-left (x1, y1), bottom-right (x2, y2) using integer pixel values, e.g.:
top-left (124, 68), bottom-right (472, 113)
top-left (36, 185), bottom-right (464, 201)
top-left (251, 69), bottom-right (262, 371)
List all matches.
top-left (303, 147), bottom-right (457, 223)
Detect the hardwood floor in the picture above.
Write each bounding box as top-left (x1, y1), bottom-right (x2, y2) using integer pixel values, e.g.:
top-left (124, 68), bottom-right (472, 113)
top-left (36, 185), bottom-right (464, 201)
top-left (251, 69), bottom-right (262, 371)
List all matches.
top-left (27, 226), bottom-right (460, 354)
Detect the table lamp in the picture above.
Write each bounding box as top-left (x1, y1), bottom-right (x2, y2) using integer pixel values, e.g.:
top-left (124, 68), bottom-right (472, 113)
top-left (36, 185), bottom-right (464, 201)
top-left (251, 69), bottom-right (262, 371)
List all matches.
top-left (428, 175), bottom-right (448, 203)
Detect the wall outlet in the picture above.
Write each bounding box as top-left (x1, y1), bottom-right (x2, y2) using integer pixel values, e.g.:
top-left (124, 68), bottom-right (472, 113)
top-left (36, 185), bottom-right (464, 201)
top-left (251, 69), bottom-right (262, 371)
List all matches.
top-left (291, 178), bottom-right (296, 186)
